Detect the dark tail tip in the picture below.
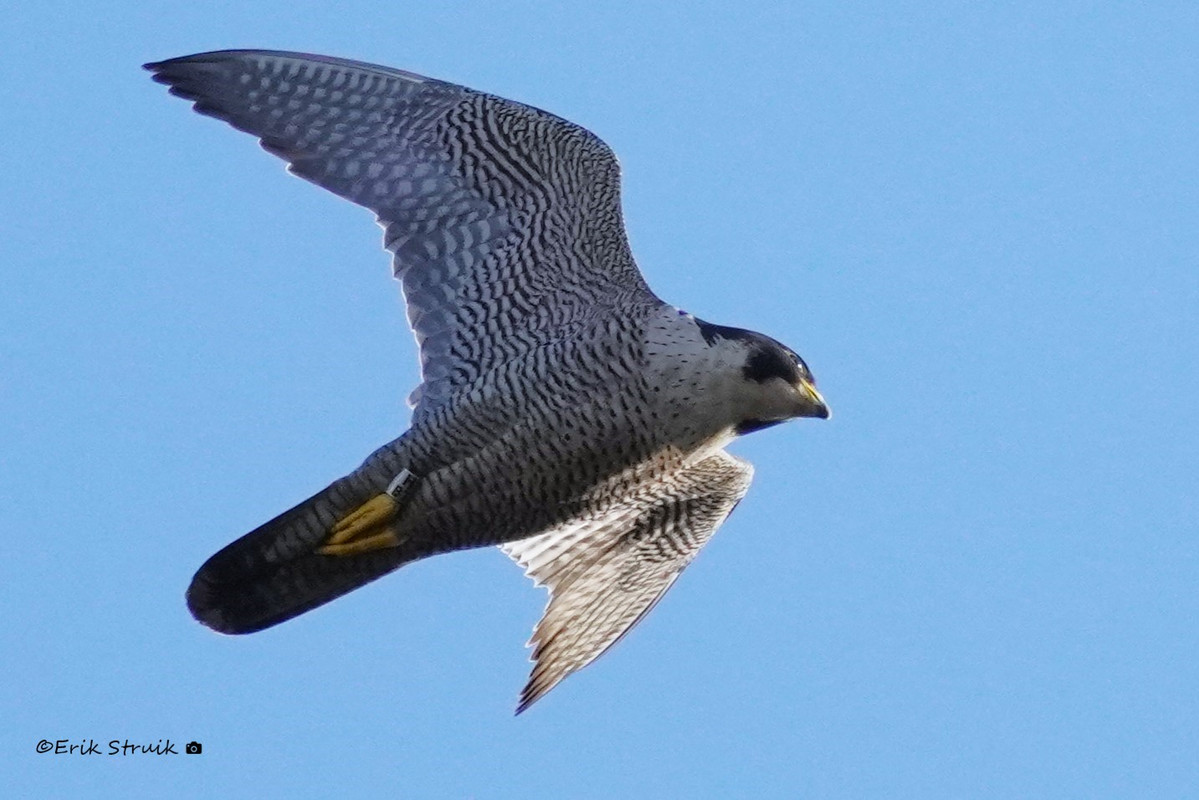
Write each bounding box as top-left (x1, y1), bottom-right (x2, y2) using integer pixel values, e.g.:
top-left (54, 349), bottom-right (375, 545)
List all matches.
top-left (185, 562), bottom-right (260, 635)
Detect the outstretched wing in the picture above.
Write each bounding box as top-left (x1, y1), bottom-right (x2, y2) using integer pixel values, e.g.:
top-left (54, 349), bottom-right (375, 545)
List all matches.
top-left (501, 451), bottom-right (754, 713)
top-left (145, 50), bottom-right (658, 416)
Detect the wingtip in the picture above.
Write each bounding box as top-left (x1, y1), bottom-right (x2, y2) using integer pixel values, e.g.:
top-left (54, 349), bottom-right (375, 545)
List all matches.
top-left (514, 668), bottom-right (561, 715)
top-left (142, 52), bottom-right (227, 81)
top-left (514, 688), bottom-right (540, 716)
top-left (142, 59), bottom-right (180, 89)
top-left (143, 54), bottom-right (189, 73)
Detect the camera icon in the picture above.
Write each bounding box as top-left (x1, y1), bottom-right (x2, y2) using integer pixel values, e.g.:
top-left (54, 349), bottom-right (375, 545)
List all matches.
top-left (185, 741), bottom-right (202, 755)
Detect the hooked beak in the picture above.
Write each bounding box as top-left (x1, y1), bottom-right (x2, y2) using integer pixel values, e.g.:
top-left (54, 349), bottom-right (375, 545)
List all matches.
top-left (796, 378), bottom-right (830, 420)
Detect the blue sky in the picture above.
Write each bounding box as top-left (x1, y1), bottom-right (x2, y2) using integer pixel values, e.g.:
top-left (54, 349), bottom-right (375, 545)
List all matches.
top-left (4, 1), bottom-right (1198, 797)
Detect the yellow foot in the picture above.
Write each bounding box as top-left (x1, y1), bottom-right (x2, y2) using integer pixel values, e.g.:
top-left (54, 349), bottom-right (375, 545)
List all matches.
top-left (316, 470), bottom-right (417, 557)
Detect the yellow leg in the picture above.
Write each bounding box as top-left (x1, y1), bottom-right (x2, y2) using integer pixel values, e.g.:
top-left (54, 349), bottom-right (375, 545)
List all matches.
top-left (324, 494), bottom-right (398, 547)
top-left (317, 469), bottom-right (418, 557)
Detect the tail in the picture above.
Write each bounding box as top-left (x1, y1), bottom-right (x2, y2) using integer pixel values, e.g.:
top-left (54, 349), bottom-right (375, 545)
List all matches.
top-left (187, 446), bottom-right (417, 634)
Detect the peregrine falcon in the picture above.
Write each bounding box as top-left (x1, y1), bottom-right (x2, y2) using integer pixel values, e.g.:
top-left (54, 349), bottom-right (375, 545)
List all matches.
top-left (146, 50), bottom-right (829, 712)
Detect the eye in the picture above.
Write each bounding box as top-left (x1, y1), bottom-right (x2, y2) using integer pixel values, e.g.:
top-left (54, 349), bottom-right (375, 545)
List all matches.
top-left (795, 355), bottom-right (813, 383)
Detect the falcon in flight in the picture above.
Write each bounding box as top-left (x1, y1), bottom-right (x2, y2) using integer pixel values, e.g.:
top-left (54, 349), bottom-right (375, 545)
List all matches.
top-left (147, 50), bottom-right (829, 712)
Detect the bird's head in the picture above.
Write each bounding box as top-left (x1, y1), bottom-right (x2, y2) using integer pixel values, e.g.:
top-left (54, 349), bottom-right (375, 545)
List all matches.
top-left (695, 320), bottom-right (829, 436)
top-left (732, 335), bottom-right (829, 435)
